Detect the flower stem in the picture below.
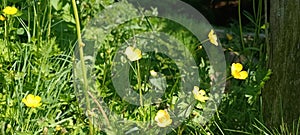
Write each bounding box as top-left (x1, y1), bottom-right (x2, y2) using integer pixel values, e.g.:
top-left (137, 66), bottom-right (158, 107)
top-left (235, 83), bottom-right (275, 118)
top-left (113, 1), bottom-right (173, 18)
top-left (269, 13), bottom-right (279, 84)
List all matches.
top-left (4, 19), bottom-right (11, 61)
top-left (32, 4), bottom-right (37, 40)
top-left (47, 1), bottom-right (52, 41)
top-left (4, 21), bottom-right (7, 40)
top-left (71, 0), bottom-right (93, 134)
top-left (88, 91), bottom-right (111, 127)
top-left (137, 60), bottom-right (143, 106)
top-left (200, 38), bottom-right (209, 45)
top-left (25, 108), bottom-right (33, 131)
top-left (238, 0), bottom-right (245, 50)
top-left (226, 76), bottom-right (233, 80)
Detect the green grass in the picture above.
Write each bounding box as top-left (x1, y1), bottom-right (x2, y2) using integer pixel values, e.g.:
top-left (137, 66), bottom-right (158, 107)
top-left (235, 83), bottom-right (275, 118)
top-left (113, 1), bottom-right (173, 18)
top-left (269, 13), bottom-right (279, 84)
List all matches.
top-left (0, 0), bottom-right (291, 135)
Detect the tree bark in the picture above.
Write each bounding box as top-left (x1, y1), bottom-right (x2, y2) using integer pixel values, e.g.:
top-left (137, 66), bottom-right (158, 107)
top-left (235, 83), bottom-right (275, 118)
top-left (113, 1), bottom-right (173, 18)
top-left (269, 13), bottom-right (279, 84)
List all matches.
top-left (263, 0), bottom-right (300, 132)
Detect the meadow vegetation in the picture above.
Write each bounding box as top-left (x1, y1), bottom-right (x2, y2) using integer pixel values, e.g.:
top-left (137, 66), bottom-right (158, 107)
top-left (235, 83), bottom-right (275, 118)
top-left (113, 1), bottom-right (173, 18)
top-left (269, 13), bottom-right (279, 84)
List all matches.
top-left (0, 0), bottom-right (281, 134)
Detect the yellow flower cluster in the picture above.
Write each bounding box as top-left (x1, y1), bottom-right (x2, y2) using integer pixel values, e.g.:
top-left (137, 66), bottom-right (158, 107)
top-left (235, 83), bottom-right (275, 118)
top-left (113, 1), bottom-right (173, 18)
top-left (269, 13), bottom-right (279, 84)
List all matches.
top-left (155, 110), bottom-right (172, 127)
top-left (231, 63), bottom-right (248, 80)
top-left (124, 46), bottom-right (142, 61)
top-left (22, 94), bottom-right (42, 108)
top-left (3, 6), bottom-right (18, 15)
top-left (192, 86), bottom-right (209, 102)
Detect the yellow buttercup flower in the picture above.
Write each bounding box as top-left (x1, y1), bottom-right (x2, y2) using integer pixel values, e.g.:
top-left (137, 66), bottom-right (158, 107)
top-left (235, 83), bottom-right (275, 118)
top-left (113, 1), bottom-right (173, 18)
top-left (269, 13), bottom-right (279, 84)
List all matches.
top-left (124, 46), bottom-right (142, 61)
top-left (3, 6), bottom-right (18, 15)
top-left (155, 110), bottom-right (172, 127)
top-left (231, 63), bottom-right (248, 80)
top-left (55, 125), bottom-right (62, 131)
top-left (150, 70), bottom-right (158, 77)
top-left (0, 15), bottom-right (5, 21)
top-left (22, 94), bottom-right (42, 108)
top-left (226, 33), bottom-right (233, 41)
top-left (192, 86), bottom-right (209, 102)
top-left (208, 29), bottom-right (218, 46)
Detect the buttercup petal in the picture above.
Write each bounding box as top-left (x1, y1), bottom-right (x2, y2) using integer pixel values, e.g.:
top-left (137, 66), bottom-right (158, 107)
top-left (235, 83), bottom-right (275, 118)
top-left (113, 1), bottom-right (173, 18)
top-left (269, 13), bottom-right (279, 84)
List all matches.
top-left (231, 63), bottom-right (243, 72)
top-left (208, 29), bottom-right (218, 46)
top-left (0, 15), bottom-right (5, 21)
top-left (3, 6), bottom-right (18, 15)
top-left (193, 87), bottom-right (209, 102)
top-left (125, 46), bottom-right (142, 61)
top-left (155, 110), bottom-right (172, 127)
top-left (238, 71), bottom-right (248, 80)
top-left (22, 94), bottom-right (42, 108)
top-left (231, 70), bottom-right (240, 79)
top-left (199, 90), bottom-right (206, 96)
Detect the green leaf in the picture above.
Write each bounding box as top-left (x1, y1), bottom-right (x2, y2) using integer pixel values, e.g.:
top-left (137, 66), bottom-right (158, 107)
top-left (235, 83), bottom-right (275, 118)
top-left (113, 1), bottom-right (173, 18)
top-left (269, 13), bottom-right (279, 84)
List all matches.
top-left (149, 76), bottom-right (166, 91)
top-left (51, 0), bottom-right (62, 11)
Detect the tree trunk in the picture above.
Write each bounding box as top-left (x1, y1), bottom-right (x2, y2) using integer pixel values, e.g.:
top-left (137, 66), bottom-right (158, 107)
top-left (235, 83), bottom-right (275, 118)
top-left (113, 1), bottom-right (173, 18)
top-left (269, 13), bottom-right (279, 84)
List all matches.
top-left (263, 0), bottom-right (300, 132)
